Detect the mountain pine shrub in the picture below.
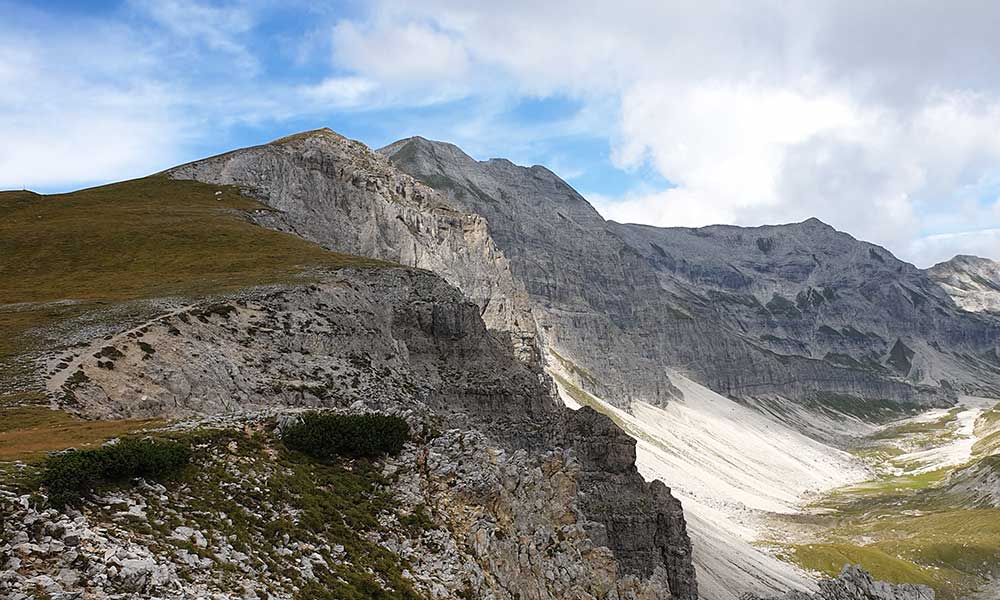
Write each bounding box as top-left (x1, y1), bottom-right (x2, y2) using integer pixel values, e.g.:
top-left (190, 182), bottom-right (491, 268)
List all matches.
top-left (281, 412), bottom-right (409, 459)
top-left (41, 437), bottom-right (190, 507)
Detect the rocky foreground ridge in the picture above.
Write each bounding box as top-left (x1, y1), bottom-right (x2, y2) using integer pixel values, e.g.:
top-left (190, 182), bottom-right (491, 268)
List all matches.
top-left (29, 265), bottom-right (696, 599)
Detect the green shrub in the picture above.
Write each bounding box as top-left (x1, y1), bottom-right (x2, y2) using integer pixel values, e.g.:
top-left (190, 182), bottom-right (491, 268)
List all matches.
top-left (281, 413), bottom-right (409, 460)
top-left (41, 438), bottom-right (190, 507)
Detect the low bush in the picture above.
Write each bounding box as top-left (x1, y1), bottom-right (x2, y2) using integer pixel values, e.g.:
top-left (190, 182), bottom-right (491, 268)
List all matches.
top-left (281, 412), bottom-right (409, 460)
top-left (41, 437), bottom-right (190, 507)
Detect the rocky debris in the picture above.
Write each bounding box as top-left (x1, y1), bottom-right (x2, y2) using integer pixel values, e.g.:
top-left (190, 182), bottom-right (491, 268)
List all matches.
top-left (383, 428), bottom-right (675, 599)
top-left (927, 255), bottom-right (1000, 314)
top-left (740, 565), bottom-right (934, 600)
top-left (48, 265), bottom-right (698, 598)
top-left (383, 136), bottom-right (1000, 413)
top-left (0, 487), bottom-right (184, 599)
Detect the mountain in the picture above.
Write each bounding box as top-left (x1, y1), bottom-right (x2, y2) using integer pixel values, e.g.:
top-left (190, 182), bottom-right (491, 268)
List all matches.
top-left (5, 127), bottom-right (996, 600)
top-left (927, 255), bottom-right (1000, 314)
top-left (0, 132), bottom-right (697, 599)
top-left (162, 129), bottom-right (1000, 597)
top-left (382, 136), bottom-right (1000, 423)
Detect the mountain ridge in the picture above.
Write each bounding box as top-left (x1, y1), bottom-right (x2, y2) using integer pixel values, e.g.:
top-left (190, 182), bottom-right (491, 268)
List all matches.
top-left (6, 126), bottom-right (989, 599)
top-left (382, 135), bottom-right (1000, 418)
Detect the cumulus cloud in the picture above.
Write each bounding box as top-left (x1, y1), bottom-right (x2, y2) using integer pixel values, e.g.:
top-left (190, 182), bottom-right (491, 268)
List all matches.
top-left (324, 0), bottom-right (1000, 265)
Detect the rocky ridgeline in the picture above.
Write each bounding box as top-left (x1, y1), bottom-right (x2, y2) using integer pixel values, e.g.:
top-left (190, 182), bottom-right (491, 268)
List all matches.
top-left (40, 265), bottom-right (696, 598)
top-left (741, 565), bottom-right (934, 600)
top-left (382, 136), bottom-right (1000, 416)
top-left (167, 129), bottom-right (537, 363)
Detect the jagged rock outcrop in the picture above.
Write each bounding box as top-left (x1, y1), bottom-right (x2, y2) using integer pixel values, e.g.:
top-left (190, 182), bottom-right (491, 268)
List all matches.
top-left (943, 454), bottom-right (1000, 507)
top-left (167, 128), bottom-right (537, 362)
top-left (51, 266), bottom-right (698, 599)
top-left (740, 565), bottom-right (934, 600)
top-left (383, 137), bottom-right (1000, 412)
top-left (927, 255), bottom-right (1000, 314)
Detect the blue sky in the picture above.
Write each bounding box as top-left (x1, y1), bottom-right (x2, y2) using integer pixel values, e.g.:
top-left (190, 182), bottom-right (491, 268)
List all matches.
top-left (0, 0), bottom-right (654, 199)
top-left (4, 1), bottom-right (1000, 267)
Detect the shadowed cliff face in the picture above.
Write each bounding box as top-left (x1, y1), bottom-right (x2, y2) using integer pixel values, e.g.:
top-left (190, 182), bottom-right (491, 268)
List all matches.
top-left (382, 136), bottom-right (1000, 415)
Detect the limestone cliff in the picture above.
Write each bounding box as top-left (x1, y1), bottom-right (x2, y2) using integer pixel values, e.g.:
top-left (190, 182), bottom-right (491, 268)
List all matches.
top-left (167, 129), bottom-right (537, 362)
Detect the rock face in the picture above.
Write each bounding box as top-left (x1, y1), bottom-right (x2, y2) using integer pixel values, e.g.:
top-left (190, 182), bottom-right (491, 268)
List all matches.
top-left (383, 136), bottom-right (1000, 413)
top-left (943, 455), bottom-right (1000, 507)
top-left (927, 255), bottom-right (1000, 314)
top-left (0, 415), bottom-right (679, 600)
top-left (741, 565), bottom-right (934, 600)
top-left (167, 128), bottom-right (537, 362)
top-left (54, 265), bottom-right (697, 599)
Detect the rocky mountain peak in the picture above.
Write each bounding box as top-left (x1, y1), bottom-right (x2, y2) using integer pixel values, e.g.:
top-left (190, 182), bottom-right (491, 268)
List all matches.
top-left (927, 254), bottom-right (1000, 313)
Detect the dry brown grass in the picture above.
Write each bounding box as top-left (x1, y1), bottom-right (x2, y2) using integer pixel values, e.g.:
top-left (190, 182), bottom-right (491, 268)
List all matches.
top-left (0, 406), bottom-right (162, 462)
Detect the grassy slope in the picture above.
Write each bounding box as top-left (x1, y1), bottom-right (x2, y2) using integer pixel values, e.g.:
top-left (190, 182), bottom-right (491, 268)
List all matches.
top-left (780, 403), bottom-right (1000, 599)
top-left (0, 174), bottom-right (394, 459)
top-left (0, 175), bottom-right (387, 392)
top-left (0, 404), bottom-right (161, 461)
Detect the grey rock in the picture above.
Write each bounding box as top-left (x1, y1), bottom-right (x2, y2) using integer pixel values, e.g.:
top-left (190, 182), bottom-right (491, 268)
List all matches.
top-left (168, 128), bottom-right (538, 363)
top-left (383, 136), bottom-right (1000, 418)
top-left (54, 266), bottom-right (696, 598)
top-left (927, 254), bottom-right (1000, 314)
top-left (741, 565), bottom-right (934, 600)
top-left (161, 131), bottom-right (700, 597)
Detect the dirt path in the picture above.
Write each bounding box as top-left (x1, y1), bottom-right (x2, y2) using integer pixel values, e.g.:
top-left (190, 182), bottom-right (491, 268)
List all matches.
top-left (45, 303), bottom-right (199, 399)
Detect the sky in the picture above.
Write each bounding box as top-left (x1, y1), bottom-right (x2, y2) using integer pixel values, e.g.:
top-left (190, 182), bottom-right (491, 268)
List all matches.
top-left (4, 1), bottom-right (1000, 267)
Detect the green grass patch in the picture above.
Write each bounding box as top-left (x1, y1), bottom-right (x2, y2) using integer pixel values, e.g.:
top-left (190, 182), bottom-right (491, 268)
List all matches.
top-left (790, 543), bottom-right (942, 591)
top-left (871, 410), bottom-right (959, 441)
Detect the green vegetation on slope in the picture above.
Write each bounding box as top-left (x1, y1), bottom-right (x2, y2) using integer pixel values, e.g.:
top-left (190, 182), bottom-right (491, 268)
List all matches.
top-left (778, 403), bottom-right (1000, 599)
top-left (41, 437), bottom-right (190, 507)
top-left (0, 175), bottom-right (389, 389)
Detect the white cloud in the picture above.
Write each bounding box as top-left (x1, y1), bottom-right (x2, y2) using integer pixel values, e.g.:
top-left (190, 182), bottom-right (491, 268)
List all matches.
top-left (0, 27), bottom-right (185, 190)
top-left (330, 19), bottom-right (470, 89)
top-left (131, 0), bottom-right (258, 70)
top-left (326, 1), bottom-right (1000, 265)
top-left (7, 1), bottom-right (1000, 266)
top-left (298, 76), bottom-right (377, 108)
top-left (910, 229), bottom-right (1000, 268)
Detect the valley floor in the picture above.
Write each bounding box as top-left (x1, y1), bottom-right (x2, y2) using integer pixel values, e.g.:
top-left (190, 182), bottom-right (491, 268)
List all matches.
top-left (550, 358), bottom-right (1000, 600)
